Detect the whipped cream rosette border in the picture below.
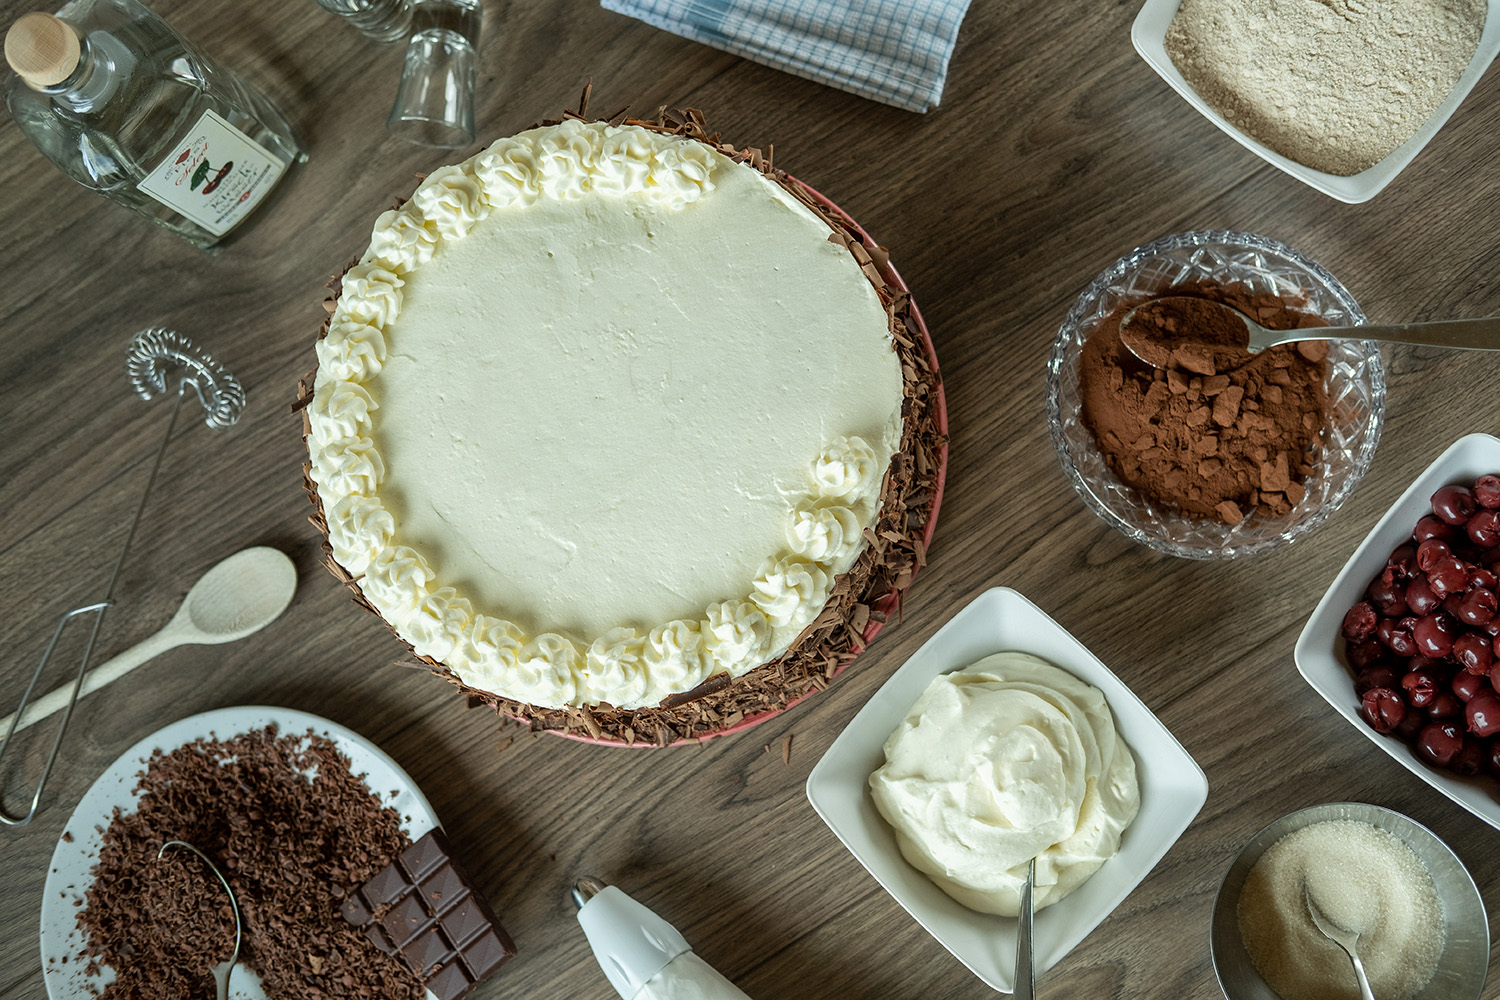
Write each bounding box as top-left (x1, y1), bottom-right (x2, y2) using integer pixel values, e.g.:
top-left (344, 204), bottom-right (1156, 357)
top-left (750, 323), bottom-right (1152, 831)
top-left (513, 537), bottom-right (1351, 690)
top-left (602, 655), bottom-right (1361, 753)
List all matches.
top-left (297, 104), bottom-right (947, 745)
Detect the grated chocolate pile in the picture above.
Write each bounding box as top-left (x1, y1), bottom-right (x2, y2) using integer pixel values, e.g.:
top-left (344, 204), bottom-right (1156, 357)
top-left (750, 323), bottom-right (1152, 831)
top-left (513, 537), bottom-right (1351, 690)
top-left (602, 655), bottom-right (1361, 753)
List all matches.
top-left (78, 726), bottom-right (424, 1000)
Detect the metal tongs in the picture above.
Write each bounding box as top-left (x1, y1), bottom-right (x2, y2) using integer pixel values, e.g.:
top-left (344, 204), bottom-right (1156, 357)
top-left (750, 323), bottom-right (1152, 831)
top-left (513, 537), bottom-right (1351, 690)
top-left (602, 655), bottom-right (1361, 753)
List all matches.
top-left (0, 329), bottom-right (244, 826)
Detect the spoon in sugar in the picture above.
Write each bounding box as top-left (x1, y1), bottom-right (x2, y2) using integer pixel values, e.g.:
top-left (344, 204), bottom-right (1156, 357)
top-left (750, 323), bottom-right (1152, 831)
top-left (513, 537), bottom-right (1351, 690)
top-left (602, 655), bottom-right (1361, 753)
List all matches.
top-left (1118, 296), bottom-right (1500, 374)
top-left (1303, 880), bottom-right (1376, 1000)
top-left (0, 547), bottom-right (296, 736)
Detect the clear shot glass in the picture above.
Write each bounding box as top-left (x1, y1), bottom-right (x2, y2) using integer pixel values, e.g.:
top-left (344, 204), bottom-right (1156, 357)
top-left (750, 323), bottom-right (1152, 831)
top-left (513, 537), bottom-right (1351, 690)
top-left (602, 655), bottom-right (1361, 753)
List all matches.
top-left (386, 0), bottom-right (482, 149)
top-left (312, 0), bottom-right (413, 43)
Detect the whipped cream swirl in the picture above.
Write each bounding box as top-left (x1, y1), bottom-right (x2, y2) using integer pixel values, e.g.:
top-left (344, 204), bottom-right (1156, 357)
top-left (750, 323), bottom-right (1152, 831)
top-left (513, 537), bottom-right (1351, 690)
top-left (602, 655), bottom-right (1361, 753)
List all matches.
top-left (869, 652), bottom-right (1140, 916)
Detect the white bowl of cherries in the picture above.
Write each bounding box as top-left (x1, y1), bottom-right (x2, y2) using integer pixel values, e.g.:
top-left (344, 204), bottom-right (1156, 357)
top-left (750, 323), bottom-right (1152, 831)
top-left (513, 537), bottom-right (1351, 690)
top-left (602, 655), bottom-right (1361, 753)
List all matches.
top-left (1297, 433), bottom-right (1500, 831)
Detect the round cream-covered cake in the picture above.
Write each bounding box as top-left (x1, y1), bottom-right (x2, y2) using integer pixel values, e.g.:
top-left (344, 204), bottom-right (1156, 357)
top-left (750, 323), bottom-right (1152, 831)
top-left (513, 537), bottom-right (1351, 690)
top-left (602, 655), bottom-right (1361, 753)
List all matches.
top-left (305, 116), bottom-right (915, 714)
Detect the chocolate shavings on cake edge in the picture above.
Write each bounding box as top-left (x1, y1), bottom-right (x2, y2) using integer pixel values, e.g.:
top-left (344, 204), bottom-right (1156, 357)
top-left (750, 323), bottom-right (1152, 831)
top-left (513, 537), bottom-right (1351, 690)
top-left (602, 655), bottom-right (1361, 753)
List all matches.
top-left (293, 97), bottom-right (947, 747)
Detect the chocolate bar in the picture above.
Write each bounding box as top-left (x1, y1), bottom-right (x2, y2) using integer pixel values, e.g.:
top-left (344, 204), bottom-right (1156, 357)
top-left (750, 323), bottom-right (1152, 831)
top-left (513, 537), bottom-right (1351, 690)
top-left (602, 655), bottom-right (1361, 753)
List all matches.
top-left (341, 828), bottom-right (516, 999)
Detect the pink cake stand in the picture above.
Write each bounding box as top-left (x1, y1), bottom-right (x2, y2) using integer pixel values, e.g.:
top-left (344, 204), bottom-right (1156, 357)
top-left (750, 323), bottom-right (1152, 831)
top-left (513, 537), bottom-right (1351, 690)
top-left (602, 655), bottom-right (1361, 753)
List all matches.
top-left (549, 178), bottom-right (948, 747)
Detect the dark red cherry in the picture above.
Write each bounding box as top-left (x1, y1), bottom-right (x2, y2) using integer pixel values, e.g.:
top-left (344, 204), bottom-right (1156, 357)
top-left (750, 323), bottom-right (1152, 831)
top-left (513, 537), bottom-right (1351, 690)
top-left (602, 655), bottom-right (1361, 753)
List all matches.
top-left (1459, 589), bottom-right (1497, 627)
top-left (1429, 693), bottom-right (1463, 720)
top-left (1468, 509), bottom-right (1500, 548)
top-left (1474, 475), bottom-right (1500, 509)
top-left (1347, 638), bottom-right (1390, 671)
top-left (1452, 739), bottom-right (1486, 776)
top-left (1434, 485), bottom-right (1478, 526)
top-left (1403, 670), bottom-right (1439, 708)
top-left (1415, 515), bottom-right (1461, 543)
top-left (1395, 710), bottom-right (1427, 743)
top-left (1361, 688), bottom-right (1406, 734)
top-left (1429, 558), bottom-right (1470, 597)
top-left (1468, 691), bottom-right (1500, 738)
top-left (1405, 575), bottom-right (1441, 616)
top-left (1366, 577), bottom-right (1409, 617)
top-left (1342, 601), bottom-right (1379, 641)
top-left (1408, 655), bottom-right (1447, 675)
top-left (1387, 544), bottom-right (1419, 578)
top-left (1390, 617), bottom-right (1420, 657)
top-left (1453, 671), bottom-right (1487, 702)
top-left (1417, 722), bottom-right (1464, 766)
top-left (1417, 539), bottom-right (1452, 573)
top-left (1413, 614), bottom-right (1456, 658)
top-left (1455, 633), bottom-right (1494, 675)
top-left (1356, 665), bottom-right (1400, 697)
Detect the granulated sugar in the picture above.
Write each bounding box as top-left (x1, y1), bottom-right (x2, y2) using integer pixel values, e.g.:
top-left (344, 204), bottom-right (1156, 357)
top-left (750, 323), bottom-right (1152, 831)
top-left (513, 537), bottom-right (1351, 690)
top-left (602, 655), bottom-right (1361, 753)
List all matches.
top-left (1165, 0), bottom-right (1486, 175)
top-left (1237, 819), bottom-right (1442, 1000)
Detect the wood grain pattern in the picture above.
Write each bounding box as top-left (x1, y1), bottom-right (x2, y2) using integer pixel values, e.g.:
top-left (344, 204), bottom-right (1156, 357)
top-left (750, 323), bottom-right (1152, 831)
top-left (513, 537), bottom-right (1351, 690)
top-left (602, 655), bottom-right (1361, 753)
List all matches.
top-left (2, 0), bottom-right (1499, 997)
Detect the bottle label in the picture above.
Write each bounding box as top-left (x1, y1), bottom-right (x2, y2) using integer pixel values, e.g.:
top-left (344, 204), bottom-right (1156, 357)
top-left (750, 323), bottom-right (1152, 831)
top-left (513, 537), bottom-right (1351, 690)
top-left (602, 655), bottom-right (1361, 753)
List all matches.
top-left (136, 109), bottom-right (287, 237)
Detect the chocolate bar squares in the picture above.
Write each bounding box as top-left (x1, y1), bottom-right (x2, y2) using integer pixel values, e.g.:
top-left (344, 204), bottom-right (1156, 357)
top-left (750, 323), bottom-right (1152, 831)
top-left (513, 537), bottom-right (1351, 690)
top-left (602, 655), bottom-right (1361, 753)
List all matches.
top-left (341, 828), bottom-right (516, 999)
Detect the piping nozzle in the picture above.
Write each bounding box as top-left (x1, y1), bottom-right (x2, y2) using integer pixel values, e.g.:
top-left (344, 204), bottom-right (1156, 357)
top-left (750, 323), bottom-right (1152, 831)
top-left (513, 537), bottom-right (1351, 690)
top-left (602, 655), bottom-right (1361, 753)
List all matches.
top-left (572, 874), bottom-right (609, 911)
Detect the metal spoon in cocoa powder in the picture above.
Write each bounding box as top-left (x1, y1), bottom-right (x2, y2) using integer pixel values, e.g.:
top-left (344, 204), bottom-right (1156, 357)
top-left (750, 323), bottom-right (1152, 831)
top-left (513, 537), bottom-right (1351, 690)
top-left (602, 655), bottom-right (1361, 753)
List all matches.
top-left (1119, 296), bottom-right (1500, 375)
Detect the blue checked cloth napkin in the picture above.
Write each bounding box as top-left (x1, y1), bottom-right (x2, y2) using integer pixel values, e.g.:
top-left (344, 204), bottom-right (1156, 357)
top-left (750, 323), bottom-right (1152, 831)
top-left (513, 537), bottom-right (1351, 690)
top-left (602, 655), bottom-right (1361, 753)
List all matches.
top-left (600, 0), bottom-right (972, 112)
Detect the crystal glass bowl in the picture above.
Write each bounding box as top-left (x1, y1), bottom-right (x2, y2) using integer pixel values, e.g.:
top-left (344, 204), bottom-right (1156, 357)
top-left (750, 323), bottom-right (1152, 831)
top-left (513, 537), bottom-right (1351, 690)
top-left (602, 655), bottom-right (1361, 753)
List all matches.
top-left (1046, 230), bottom-right (1386, 560)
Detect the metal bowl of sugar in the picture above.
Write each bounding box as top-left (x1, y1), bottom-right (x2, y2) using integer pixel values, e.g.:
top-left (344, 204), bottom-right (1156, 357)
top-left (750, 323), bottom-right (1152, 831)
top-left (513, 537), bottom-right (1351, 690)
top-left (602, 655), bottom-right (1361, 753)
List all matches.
top-left (1210, 802), bottom-right (1486, 1000)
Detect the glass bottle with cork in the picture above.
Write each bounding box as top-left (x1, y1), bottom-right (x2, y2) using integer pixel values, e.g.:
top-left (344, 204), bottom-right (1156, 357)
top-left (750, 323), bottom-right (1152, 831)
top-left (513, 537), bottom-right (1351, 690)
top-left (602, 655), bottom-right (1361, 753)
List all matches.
top-left (3, 0), bottom-right (306, 250)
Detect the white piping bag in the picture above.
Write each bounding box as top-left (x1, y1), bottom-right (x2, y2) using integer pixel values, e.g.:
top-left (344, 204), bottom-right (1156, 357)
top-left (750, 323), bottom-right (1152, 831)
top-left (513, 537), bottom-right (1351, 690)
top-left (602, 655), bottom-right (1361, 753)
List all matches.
top-left (572, 876), bottom-right (754, 1000)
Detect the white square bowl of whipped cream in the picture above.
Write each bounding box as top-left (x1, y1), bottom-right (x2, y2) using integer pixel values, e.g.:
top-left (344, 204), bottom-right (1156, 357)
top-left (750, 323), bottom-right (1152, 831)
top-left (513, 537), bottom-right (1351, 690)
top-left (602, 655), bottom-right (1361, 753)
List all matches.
top-left (806, 586), bottom-right (1207, 991)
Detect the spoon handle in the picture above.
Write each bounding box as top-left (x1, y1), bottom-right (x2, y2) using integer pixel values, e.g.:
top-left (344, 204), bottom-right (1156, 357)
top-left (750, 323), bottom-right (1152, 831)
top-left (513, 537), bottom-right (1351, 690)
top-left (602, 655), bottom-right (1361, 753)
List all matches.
top-left (1348, 951), bottom-right (1376, 1000)
top-left (211, 960), bottom-right (232, 1000)
top-left (0, 628), bottom-right (183, 736)
top-left (1015, 857), bottom-right (1036, 1000)
top-left (1260, 315), bottom-right (1500, 353)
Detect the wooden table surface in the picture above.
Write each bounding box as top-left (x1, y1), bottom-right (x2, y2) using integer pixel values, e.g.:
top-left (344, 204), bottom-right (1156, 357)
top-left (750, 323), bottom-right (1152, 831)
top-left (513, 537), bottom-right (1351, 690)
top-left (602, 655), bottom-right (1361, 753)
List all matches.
top-left (3, 0), bottom-right (1499, 997)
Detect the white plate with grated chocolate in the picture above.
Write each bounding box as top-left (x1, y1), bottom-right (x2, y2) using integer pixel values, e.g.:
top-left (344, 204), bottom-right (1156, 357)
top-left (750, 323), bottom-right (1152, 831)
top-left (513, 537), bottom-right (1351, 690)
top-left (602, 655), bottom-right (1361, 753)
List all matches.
top-left (41, 706), bottom-right (441, 1000)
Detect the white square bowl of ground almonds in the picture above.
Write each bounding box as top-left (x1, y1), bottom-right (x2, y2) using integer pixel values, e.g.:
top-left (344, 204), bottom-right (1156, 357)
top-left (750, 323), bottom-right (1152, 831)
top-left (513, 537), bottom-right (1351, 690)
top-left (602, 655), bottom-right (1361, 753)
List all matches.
top-left (1132, 0), bottom-right (1500, 203)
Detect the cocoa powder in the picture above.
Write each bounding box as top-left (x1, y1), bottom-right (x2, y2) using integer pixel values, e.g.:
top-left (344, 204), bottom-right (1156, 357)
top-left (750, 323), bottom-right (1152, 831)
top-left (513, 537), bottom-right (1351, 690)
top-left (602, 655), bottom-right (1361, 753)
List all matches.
top-left (1119, 295), bottom-right (1256, 376)
top-left (77, 726), bottom-right (424, 1000)
top-left (1079, 280), bottom-right (1331, 524)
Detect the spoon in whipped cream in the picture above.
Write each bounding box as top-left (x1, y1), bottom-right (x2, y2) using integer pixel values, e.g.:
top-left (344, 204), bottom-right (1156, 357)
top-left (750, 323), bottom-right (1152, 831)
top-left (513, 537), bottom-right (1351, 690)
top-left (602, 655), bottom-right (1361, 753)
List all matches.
top-left (1118, 296), bottom-right (1500, 375)
top-left (1015, 857), bottom-right (1037, 1000)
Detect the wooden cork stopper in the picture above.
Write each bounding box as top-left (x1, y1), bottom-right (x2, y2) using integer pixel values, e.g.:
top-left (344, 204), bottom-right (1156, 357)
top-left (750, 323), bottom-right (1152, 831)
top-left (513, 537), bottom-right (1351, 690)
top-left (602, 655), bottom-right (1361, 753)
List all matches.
top-left (5, 13), bottom-right (81, 89)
